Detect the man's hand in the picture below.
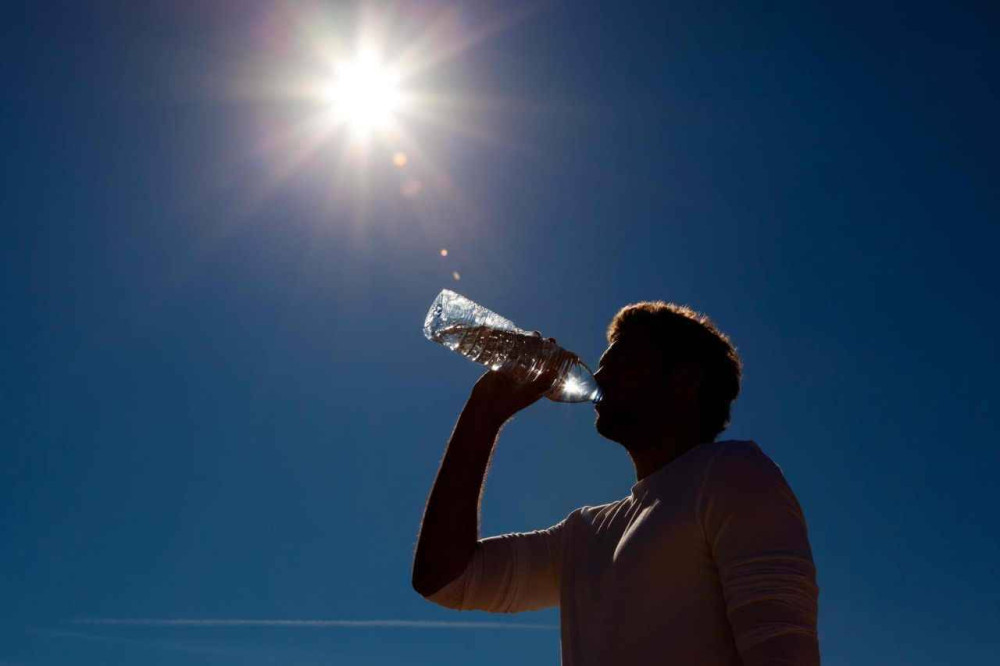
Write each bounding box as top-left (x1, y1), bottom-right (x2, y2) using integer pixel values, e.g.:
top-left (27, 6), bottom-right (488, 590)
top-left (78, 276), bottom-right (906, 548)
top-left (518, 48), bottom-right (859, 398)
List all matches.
top-left (467, 334), bottom-right (565, 424)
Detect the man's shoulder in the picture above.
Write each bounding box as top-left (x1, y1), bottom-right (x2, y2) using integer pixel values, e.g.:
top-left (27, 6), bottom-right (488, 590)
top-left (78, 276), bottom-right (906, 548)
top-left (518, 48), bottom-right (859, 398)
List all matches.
top-left (704, 439), bottom-right (796, 496)
top-left (710, 439), bottom-right (781, 472)
top-left (713, 438), bottom-right (763, 456)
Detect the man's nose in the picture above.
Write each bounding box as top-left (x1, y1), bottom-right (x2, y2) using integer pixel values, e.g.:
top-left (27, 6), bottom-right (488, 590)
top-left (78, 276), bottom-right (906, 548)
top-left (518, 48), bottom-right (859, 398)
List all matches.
top-left (593, 368), bottom-right (608, 394)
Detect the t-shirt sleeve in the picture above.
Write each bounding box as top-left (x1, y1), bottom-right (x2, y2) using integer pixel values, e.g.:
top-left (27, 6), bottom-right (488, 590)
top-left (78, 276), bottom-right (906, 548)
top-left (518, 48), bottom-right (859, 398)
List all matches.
top-left (699, 442), bottom-right (820, 666)
top-left (425, 514), bottom-right (572, 613)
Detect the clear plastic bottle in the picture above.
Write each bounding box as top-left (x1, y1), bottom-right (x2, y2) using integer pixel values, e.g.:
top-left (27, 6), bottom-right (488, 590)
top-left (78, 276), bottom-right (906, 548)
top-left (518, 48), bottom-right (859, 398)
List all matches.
top-left (423, 289), bottom-right (602, 403)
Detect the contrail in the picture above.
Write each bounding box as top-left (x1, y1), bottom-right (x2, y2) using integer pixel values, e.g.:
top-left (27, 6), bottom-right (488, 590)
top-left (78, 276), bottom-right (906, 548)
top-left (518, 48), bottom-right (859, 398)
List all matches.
top-left (74, 618), bottom-right (557, 630)
top-left (33, 628), bottom-right (250, 658)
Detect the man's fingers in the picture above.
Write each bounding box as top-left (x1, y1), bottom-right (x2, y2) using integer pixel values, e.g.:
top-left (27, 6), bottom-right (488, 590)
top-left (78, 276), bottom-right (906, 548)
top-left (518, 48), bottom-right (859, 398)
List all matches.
top-left (535, 357), bottom-right (567, 389)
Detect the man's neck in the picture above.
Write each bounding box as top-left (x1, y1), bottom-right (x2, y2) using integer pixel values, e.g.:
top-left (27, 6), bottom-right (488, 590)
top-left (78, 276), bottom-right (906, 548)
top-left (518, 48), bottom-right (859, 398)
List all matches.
top-left (627, 434), bottom-right (703, 482)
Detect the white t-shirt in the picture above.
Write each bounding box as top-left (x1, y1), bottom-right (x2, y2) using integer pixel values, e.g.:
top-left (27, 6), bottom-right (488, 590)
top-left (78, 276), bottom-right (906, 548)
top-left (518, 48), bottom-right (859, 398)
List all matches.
top-left (426, 440), bottom-right (819, 665)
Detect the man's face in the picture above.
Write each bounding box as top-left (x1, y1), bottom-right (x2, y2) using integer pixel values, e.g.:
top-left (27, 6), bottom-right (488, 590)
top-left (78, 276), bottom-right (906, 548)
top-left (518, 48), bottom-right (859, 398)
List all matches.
top-left (592, 332), bottom-right (670, 445)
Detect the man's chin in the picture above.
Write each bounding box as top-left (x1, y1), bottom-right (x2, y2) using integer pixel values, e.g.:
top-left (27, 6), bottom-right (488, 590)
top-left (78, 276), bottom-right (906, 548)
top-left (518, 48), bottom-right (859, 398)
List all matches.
top-left (595, 413), bottom-right (626, 443)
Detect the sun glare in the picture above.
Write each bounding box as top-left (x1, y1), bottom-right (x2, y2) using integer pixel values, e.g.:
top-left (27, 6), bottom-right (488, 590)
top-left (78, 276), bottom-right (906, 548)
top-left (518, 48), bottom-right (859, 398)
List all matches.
top-left (242, 3), bottom-right (524, 230)
top-left (328, 53), bottom-right (401, 136)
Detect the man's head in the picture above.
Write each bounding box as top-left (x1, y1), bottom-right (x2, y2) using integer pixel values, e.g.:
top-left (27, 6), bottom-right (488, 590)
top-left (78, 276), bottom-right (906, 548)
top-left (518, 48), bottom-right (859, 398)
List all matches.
top-left (593, 302), bottom-right (742, 448)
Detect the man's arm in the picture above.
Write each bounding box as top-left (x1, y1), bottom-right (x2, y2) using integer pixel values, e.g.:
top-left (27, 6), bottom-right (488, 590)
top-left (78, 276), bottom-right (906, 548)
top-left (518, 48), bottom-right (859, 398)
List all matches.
top-left (412, 364), bottom-right (560, 598)
top-left (700, 442), bottom-right (821, 666)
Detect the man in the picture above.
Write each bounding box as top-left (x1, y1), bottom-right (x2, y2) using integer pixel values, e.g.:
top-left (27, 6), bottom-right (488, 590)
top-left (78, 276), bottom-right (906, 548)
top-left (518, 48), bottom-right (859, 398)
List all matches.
top-left (412, 301), bottom-right (820, 665)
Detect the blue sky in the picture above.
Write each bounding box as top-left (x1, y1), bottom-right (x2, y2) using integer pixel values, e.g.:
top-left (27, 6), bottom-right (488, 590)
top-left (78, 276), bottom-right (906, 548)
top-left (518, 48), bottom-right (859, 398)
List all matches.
top-left (2, 1), bottom-right (998, 664)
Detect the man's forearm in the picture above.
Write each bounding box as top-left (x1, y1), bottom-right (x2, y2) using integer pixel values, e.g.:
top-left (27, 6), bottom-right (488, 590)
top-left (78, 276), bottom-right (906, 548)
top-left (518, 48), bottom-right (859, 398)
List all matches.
top-left (412, 399), bottom-right (506, 597)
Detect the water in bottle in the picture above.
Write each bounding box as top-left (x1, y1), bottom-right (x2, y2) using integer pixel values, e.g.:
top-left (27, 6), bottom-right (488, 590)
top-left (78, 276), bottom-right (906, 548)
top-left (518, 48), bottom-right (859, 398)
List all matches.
top-left (423, 289), bottom-right (602, 403)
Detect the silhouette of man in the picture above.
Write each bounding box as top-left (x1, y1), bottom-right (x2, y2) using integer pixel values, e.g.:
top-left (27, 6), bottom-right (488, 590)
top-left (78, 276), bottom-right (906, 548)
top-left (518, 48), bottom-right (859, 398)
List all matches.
top-left (413, 302), bottom-right (819, 665)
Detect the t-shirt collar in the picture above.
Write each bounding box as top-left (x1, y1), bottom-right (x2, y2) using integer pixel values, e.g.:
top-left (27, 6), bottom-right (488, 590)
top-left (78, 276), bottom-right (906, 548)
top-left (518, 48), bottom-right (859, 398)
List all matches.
top-left (630, 440), bottom-right (715, 496)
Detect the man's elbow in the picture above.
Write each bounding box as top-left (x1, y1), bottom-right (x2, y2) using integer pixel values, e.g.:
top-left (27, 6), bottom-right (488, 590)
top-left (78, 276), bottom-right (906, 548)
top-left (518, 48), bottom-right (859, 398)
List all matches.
top-left (411, 573), bottom-right (439, 599)
top-left (414, 579), bottom-right (466, 611)
top-left (412, 545), bottom-right (476, 605)
top-left (412, 567), bottom-right (467, 609)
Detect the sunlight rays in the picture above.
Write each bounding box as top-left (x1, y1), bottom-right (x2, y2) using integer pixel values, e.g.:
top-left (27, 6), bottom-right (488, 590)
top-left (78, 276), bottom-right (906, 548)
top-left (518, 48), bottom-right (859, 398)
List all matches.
top-left (237, 1), bottom-right (538, 215)
top-left (189, 1), bottom-right (554, 288)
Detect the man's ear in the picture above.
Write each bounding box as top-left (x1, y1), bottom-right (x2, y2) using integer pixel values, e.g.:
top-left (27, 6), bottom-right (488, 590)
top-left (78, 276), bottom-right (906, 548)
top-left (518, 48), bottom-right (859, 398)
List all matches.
top-left (667, 361), bottom-right (703, 399)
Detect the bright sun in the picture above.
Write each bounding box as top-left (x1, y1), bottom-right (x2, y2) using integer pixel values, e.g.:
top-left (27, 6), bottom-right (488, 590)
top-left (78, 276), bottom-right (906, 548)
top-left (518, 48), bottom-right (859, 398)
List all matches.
top-left (327, 52), bottom-right (401, 136)
top-left (243, 4), bottom-right (508, 210)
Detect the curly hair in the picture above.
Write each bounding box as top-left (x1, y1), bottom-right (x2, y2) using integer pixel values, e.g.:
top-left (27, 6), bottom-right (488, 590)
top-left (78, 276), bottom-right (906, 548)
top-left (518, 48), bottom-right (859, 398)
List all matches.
top-left (606, 302), bottom-right (742, 441)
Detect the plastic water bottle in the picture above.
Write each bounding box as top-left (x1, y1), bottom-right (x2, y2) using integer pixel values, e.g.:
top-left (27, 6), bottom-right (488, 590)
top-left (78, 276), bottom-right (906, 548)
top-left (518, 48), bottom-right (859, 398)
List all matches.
top-left (423, 289), bottom-right (602, 403)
